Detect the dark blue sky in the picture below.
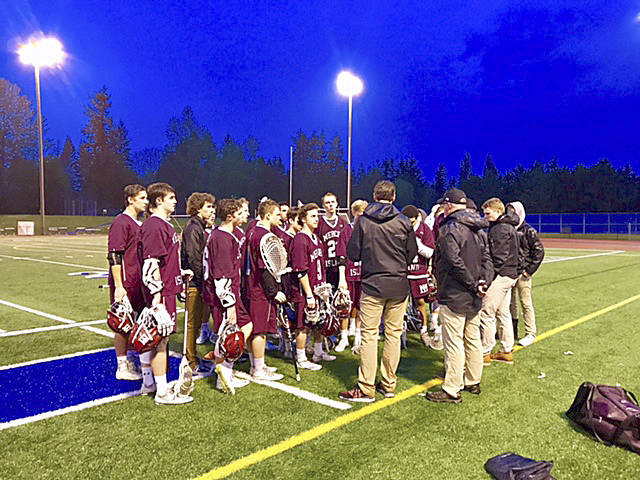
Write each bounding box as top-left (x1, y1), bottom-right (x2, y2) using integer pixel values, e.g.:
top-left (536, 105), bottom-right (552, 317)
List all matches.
top-left (2, 1), bottom-right (640, 179)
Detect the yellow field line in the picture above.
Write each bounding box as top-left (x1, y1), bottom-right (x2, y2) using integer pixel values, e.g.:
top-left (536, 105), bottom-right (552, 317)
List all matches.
top-left (195, 292), bottom-right (640, 479)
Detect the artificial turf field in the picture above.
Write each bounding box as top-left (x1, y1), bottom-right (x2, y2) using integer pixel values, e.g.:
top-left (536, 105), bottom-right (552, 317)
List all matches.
top-left (1, 235), bottom-right (640, 479)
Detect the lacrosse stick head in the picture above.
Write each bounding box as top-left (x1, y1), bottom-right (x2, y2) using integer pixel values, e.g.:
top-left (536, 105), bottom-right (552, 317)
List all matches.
top-left (260, 233), bottom-right (290, 283)
top-left (313, 283), bottom-right (333, 303)
top-left (333, 289), bottom-right (352, 318)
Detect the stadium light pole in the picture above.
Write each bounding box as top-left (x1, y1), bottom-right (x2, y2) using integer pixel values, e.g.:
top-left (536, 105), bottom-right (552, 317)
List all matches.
top-left (18, 36), bottom-right (65, 235)
top-left (336, 70), bottom-right (363, 212)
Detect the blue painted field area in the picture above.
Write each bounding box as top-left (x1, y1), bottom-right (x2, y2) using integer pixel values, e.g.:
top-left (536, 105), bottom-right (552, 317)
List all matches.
top-left (0, 350), bottom-right (180, 424)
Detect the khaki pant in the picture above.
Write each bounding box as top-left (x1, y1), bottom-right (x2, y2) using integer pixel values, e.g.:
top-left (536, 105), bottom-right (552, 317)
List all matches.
top-left (479, 275), bottom-right (517, 354)
top-left (510, 274), bottom-right (536, 336)
top-left (186, 287), bottom-right (210, 369)
top-left (357, 293), bottom-right (409, 397)
top-left (440, 305), bottom-right (483, 396)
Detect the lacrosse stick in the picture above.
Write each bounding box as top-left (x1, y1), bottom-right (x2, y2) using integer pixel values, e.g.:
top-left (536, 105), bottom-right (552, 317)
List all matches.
top-left (259, 233), bottom-right (291, 282)
top-left (177, 281), bottom-right (194, 396)
top-left (278, 305), bottom-right (300, 381)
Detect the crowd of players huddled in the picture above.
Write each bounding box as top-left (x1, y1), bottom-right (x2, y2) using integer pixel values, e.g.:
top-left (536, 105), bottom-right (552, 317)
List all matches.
top-left (106, 181), bottom-right (544, 405)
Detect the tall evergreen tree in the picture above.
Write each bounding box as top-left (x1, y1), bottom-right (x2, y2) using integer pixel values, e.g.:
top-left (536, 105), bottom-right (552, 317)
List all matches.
top-left (59, 137), bottom-right (81, 193)
top-left (460, 152), bottom-right (472, 181)
top-left (434, 163), bottom-right (447, 197)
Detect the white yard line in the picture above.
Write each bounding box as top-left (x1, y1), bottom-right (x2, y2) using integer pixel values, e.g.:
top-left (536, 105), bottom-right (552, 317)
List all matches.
top-left (0, 347), bottom-right (114, 370)
top-left (543, 250), bottom-right (623, 263)
top-left (0, 319), bottom-right (108, 338)
top-left (0, 299), bottom-right (113, 338)
top-left (233, 371), bottom-right (351, 410)
top-left (0, 254), bottom-right (102, 270)
top-left (10, 244), bottom-right (105, 254)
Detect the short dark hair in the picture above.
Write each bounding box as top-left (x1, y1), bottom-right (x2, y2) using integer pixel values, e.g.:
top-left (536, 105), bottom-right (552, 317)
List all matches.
top-left (278, 201), bottom-right (289, 208)
top-left (287, 206), bottom-right (299, 222)
top-left (146, 183), bottom-right (175, 212)
top-left (401, 205), bottom-right (419, 220)
top-left (373, 181), bottom-right (395, 202)
top-left (123, 184), bottom-right (145, 208)
top-left (298, 202), bottom-right (319, 226)
top-left (216, 198), bottom-right (242, 222)
top-left (186, 192), bottom-right (215, 216)
top-left (258, 199), bottom-right (279, 219)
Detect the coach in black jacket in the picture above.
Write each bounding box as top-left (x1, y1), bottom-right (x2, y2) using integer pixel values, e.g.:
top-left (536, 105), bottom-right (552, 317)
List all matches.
top-left (339, 181), bottom-right (418, 402)
top-left (180, 192), bottom-right (215, 371)
top-left (427, 188), bottom-right (492, 403)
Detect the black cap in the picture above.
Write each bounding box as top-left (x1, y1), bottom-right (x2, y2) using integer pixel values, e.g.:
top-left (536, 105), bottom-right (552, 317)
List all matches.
top-left (438, 188), bottom-right (467, 205)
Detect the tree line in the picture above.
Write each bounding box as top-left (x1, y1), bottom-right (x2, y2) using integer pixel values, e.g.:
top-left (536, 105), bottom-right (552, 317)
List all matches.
top-left (1, 77), bottom-right (639, 215)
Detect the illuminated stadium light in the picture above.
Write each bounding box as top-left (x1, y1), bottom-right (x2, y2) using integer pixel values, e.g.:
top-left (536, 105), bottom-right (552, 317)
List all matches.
top-left (18, 37), bottom-right (65, 67)
top-left (336, 70), bottom-right (363, 98)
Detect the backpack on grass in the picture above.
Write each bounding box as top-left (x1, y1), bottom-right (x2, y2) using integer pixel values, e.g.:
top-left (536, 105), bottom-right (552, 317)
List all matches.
top-left (566, 382), bottom-right (640, 454)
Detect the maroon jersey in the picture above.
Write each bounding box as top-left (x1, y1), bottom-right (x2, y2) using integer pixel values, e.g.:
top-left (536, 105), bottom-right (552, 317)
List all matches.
top-left (141, 215), bottom-right (182, 297)
top-left (316, 215), bottom-right (347, 270)
top-left (336, 223), bottom-right (361, 282)
top-left (281, 229), bottom-right (295, 252)
top-left (245, 218), bottom-right (258, 237)
top-left (271, 225), bottom-right (289, 246)
top-left (202, 227), bottom-right (243, 306)
top-left (408, 222), bottom-right (435, 276)
top-left (108, 213), bottom-right (142, 290)
top-left (246, 224), bottom-right (273, 301)
top-left (290, 231), bottom-right (325, 302)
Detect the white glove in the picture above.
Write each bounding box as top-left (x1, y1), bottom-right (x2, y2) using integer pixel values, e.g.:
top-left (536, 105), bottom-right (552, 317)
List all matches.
top-left (181, 269), bottom-right (194, 281)
top-left (153, 304), bottom-right (173, 337)
top-left (275, 291), bottom-right (287, 303)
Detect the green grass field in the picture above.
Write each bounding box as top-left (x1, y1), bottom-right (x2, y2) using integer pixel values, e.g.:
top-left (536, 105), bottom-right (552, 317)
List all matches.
top-left (1, 235), bottom-right (640, 479)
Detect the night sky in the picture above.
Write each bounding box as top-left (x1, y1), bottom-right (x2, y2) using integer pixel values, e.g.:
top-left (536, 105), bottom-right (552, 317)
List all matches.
top-left (2, 0), bottom-right (640, 179)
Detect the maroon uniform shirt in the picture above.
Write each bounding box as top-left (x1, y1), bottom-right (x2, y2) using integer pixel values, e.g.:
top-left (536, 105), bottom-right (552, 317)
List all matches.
top-left (408, 222), bottom-right (435, 276)
top-left (336, 223), bottom-right (361, 282)
top-left (271, 225), bottom-right (289, 246)
top-left (141, 215), bottom-right (182, 297)
top-left (108, 212), bottom-right (144, 310)
top-left (316, 215), bottom-right (347, 270)
top-left (246, 225), bottom-right (272, 302)
top-left (290, 231), bottom-right (325, 302)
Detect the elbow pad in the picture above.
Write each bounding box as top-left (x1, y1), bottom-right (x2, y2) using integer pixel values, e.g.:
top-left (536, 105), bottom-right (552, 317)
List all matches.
top-left (214, 278), bottom-right (236, 308)
top-left (142, 258), bottom-right (163, 295)
top-left (337, 256), bottom-right (347, 267)
top-left (107, 251), bottom-right (123, 266)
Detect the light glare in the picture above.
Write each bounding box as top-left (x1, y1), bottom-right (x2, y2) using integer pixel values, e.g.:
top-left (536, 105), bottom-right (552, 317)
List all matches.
top-left (336, 71), bottom-right (363, 97)
top-left (18, 37), bottom-right (64, 67)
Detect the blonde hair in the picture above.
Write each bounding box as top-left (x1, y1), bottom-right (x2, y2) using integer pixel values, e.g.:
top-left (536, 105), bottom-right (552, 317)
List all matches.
top-left (482, 197), bottom-right (505, 215)
top-left (351, 199), bottom-right (368, 216)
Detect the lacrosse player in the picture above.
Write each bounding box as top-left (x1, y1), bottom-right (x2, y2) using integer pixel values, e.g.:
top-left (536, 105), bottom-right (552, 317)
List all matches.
top-left (317, 192), bottom-right (347, 289)
top-left (202, 198), bottom-right (254, 394)
top-left (180, 192), bottom-right (215, 373)
top-left (335, 199), bottom-right (368, 352)
top-left (278, 201), bottom-right (290, 229)
top-left (140, 182), bottom-right (193, 405)
top-left (246, 199), bottom-right (286, 380)
top-left (107, 184), bottom-right (148, 380)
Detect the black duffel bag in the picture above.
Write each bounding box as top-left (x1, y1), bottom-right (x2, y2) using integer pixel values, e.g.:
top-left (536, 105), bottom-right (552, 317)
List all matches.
top-left (484, 453), bottom-right (554, 480)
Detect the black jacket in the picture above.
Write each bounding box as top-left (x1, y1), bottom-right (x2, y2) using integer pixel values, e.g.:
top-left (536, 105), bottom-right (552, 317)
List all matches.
top-left (435, 209), bottom-right (493, 314)
top-left (487, 210), bottom-right (519, 280)
top-left (347, 202), bottom-right (418, 299)
top-left (180, 215), bottom-right (207, 291)
top-left (517, 223), bottom-right (545, 276)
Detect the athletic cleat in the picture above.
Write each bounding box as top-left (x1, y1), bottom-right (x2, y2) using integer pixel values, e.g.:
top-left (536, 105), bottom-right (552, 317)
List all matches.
top-left (420, 330), bottom-right (431, 347)
top-left (193, 363), bottom-right (215, 376)
top-left (251, 367), bottom-right (284, 381)
top-left (216, 364), bottom-right (236, 395)
top-left (518, 334), bottom-right (536, 347)
top-left (250, 365), bottom-right (278, 376)
top-left (116, 360), bottom-right (142, 380)
top-left (483, 354), bottom-right (492, 366)
top-left (216, 373), bottom-right (249, 393)
top-left (297, 359), bottom-right (322, 371)
top-left (426, 390), bottom-right (462, 404)
top-left (491, 351), bottom-right (514, 364)
top-left (141, 383), bottom-right (157, 395)
top-left (462, 384), bottom-right (481, 395)
top-left (351, 342), bottom-right (362, 355)
top-left (375, 382), bottom-right (395, 398)
top-left (339, 386), bottom-right (375, 403)
top-left (154, 382), bottom-right (193, 405)
top-left (196, 329), bottom-right (210, 345)
top-left (312, 351), bottom-right (336, 362)
top-left (334, 338), bottom-right (349, 352)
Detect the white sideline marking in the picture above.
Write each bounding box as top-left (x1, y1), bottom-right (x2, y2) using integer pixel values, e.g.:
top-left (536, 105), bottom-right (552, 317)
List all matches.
top-left (0, 319), bottom-right (108, 337)
top-left (0, 300), bottom-right (113, 338)
top-left (233, 371), bottom-right (351, 410)
top-left (0, 347), bottom-right (113, 371)
top-left (0, 328), bottom-right (5, 333)
top-left (543, 250), bottom-right (623, 263)
top-left (11, 244), bottom-right (105, 254)
top-left (0, 254), bottom-right (101, 270)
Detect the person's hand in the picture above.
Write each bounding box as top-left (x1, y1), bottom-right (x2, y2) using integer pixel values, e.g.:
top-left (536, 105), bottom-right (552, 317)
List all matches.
top-left (338, 281), bottom-right (348, 292)
top-left (155, 304), bottom-right (173, 337)
top-left (181, 269), bottom-right (194, 282)
top-left (226, 307), bottom-right (237, 325)
top-left (114, 287), bottom-right (127, 303)
top-left (152, 293), bottom-right (162, 306)
top-left (521, 271), bottom-right (530, 279)
top-left (306, 296), bottom-right (316, 309)
top-left (476, 280), bottom-right (488, 298)
top-left (275, 291), bottom-right (287, 304)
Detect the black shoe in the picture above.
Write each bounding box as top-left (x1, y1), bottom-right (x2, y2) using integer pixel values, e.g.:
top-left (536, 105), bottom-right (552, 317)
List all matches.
top-left (462, 384), bottom-right (481, 395)
top-left (425, 390), bottom-right (462, 404)
top-left (375, 382), bottom-right (395, 398)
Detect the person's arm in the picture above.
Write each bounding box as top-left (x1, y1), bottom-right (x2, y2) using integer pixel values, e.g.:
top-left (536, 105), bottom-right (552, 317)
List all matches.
top-left (439, 230), bottom-right (476, 292)
top-left (488, 225), bottom-right (510, 273)
top-left (525, 228), bottom-right (545, 276)
top-left (107, 254), bottom-right (126, 302)
top-left (182, 221), bottom-right (204, 287)
top-left (405, 228), bottom-right (418, 265)
top-left (298, 272), bottom-right (316, 309)
top-left (346, 222), bottom-right (363, 262)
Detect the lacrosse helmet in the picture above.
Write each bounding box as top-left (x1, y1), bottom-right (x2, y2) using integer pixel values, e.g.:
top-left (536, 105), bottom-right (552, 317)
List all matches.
top-left (304, 304), bottom-right (321, 325)
top-left (106, 297), bottom-right (135, 335)
top-left (318, 308), bottom-right (340, 337)
top-left (333, 289), bottom-right (352, 318)
top-left (425, 272), bottom-right (437, 303)
top-left (129, 306), bottom-right (164, 353)
top-left (215, 322), bottom-right (245, 362)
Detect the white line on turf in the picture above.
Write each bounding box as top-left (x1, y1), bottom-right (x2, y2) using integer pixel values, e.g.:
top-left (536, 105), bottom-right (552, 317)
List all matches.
top-left (233, 370), bottom-right (351, 410)
top-left (543, 250), bottom-right (623, 263)
top-left (0, 347), bottom-right (113, 370)
top-left (0, 254), bottom-right (101, 270)
top-left (0, 319), bottom-right (108, 337)
top-left (0, 299), bottom-right (113, 338)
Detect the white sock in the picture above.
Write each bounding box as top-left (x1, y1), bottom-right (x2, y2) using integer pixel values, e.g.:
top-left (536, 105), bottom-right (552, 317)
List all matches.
top-left (116, 355), bottom-right (127, 367)
top-left (142, 367), bottom-right (153, 386)
top-left (296, 348), bottom-right (307, 362)
top-left (314, 342), bottom-right (323, 356)
top-left (349, 318), bottom-right (356, 330)
top-left (254, 357), bottom-right (265, 372)
top-left (155, 374), bottom-right (168, 396)
top-left (430, 313), bottom-right (439, 330)
top-left (340, 329), bottom-right (348, 341)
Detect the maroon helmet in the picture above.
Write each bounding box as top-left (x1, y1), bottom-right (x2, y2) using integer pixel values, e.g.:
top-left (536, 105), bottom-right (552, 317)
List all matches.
top-left (425, 272), bottom-right (437, 303)
top-left (318, 310), bottom-right (340, 337)
top-left (129, 307), bottom-right (163, 353)
top-left (333, 289), bottom-right (352, 318)
top-left (215, 322), bottom-right (245, 362)
top-left (106, 297), bottom-right (135, 335)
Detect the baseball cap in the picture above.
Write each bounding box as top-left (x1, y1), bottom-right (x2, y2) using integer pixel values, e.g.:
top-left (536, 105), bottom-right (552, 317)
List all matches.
top-left (438, 188), bottom-right (467, 205)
